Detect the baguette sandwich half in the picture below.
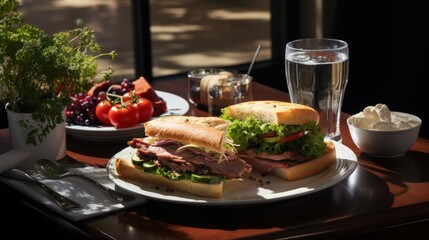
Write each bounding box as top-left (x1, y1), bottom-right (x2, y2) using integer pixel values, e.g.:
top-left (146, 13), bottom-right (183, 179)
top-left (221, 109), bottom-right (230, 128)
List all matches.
top-left (220, 100), bottom-right (336, 181)
top-left (115, 116), bottom-right (252, 198)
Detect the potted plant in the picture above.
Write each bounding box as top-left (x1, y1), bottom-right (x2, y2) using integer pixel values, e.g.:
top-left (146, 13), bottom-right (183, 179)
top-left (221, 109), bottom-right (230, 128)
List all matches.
top-left (0, 0), bottom-right (116, 161)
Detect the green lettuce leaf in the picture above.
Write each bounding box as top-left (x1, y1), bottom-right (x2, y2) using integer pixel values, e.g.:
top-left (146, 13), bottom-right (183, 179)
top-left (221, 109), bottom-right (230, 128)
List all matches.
top-left (220, 112), bottom-right (326, 158)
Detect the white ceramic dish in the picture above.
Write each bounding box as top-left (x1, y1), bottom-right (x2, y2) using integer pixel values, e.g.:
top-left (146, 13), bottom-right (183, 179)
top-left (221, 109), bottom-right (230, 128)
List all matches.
top-left (347, 111), bottom-right (421, 158)
top-left (106, 141), bottom-right (358, 206)
top-left (66, 91), bottom-right (190, 142)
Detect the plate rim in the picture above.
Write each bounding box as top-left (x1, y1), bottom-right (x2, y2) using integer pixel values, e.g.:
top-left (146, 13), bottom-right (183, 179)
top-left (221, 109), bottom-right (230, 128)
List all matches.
top-left (106, 141), bottom-right (358, 206)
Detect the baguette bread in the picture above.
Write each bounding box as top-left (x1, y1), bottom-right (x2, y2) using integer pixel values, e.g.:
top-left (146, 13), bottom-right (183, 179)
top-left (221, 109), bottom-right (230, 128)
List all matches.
top-left (223, 100), bottom-right (320, 125)
top-left (115, 157), bottom-right (224, 198)
top-left (271, 141), bottom-right (336, 181)
top-left (115, 116), bottom-right (252, 199)
top-left (239, 141), bottom-right (336, 181)
top-left (144, 116), bottom-right (230, 152)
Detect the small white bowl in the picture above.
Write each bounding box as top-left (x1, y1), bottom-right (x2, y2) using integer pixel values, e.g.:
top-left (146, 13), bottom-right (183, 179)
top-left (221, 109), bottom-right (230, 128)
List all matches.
top-left (347, 112), bottom-right (422, 158)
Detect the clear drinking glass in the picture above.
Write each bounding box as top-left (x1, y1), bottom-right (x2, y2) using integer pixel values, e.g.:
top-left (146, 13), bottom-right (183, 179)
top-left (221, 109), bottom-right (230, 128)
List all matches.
top-left (285, 38), bottom-right (349, 142)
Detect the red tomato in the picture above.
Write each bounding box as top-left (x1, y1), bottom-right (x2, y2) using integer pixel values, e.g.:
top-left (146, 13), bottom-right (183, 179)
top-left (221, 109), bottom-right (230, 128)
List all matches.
top-left (259, 131), bottom-right (277, 138)
top-left (277, 131), bottom-right (306, 143)
top-left (95, 100), bottom-right (113, 126)
top-left (108, 102), bottom-right (140, 128)
top-left (260, 131), bottom-right (306, 143)
top-left (121, 91), bottom-right (133, 103)
top-left (133, 97), bottom-right (154, 122)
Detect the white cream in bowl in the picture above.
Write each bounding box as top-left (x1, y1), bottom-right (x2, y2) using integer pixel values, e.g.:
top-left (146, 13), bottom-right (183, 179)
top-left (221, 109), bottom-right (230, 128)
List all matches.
top-left (347, 104), bottom-right (422, 158)
top-left (349, 103), bottom-right (420, 131)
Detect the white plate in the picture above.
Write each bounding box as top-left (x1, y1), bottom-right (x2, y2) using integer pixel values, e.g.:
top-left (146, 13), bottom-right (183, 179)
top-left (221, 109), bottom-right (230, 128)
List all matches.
top-left (66, 91), bottom-right (190, 141)
top-left (106, 141), bottom-right (358, 206)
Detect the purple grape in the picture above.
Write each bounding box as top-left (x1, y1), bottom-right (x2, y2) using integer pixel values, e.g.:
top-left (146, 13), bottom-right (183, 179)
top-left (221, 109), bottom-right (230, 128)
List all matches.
top-left (66, 92), bottom-right (103, 126)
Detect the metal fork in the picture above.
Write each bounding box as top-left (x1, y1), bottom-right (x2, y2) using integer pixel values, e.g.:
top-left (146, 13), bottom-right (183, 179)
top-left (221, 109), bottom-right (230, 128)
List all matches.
top-left (35, 159), bottom-right (136, 202)
top-left (2, 168), bottom-right (82, 211)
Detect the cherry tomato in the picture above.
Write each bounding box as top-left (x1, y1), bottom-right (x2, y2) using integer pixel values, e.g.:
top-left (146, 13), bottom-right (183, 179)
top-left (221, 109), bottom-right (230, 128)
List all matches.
top-left (108, 102), bottom-right (140, 128)
top-left (95, 100), bottom-right (113, 126)
top-left (133, 97), bottom-right (154, 122)
top-left (121, 91), bottom-right (133, 103)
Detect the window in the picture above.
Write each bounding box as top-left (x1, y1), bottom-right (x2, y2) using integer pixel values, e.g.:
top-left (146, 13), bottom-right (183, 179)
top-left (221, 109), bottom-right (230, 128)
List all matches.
top-left (19, 0), bottom-right (271, 82)
top-left (19, 0), bottom-right (134, 82)
top-left (148, 0), bottom-right (271, 77)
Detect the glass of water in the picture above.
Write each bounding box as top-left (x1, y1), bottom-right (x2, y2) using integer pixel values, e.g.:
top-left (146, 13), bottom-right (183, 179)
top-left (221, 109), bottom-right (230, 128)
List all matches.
top-left (285, 38), bottom-right (349, 142)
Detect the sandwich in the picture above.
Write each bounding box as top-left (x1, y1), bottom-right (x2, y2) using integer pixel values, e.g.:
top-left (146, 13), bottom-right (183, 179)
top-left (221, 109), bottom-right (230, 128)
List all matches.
top-left (115, 116), bottom-right (252, 198)
top-left (220, 100), bottom-right (336, 181)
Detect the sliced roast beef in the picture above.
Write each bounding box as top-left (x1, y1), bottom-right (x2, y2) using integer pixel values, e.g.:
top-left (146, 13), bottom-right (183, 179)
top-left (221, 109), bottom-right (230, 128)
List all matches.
top-left (239, 149), bottom-right (310, 162)
top-left (238, 149), bottom-right (311, 174)
top-left (128, 138), bottom-right (149, 150)
top-left (130, 139), bottom-right (252, 179)
top-left (239, 157), bottom-right (297, 174)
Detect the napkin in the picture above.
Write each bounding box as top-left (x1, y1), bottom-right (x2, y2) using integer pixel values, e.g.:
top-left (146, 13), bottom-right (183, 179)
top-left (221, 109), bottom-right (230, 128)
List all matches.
top-left (0, 165), bottom-right (147, 221)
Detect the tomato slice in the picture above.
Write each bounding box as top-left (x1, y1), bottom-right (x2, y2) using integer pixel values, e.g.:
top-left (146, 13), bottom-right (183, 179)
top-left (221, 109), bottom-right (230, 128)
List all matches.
top-left (277, 131), bottom-right (306, 143)
top-left (261, 131), bottom-right (306, 143)
top-left (259, 131), bottom-right (277, 138)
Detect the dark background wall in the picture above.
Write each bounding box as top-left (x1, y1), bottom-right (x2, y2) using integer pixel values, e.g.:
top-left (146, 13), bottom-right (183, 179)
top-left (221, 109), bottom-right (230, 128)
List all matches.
top-left (330, 1), bottom-right (428, 139)
top-left (286, 0), bottom-right (428, 139)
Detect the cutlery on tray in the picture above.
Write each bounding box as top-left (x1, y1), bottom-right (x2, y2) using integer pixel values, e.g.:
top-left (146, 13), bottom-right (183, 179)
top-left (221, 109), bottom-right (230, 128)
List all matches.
top-left (1, 167), bottom-right (82, 211)
top-left (35, 159), bottom-right (136, 202)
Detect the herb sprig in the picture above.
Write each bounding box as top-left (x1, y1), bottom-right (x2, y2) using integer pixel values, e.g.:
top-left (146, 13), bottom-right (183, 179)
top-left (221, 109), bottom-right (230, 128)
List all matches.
top-left (0, 0), bottom-right (116, 145)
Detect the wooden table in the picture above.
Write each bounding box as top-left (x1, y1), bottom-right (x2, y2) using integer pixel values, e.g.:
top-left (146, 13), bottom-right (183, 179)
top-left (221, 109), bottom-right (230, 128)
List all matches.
top-left (2, 78), bottom-right (429, 239)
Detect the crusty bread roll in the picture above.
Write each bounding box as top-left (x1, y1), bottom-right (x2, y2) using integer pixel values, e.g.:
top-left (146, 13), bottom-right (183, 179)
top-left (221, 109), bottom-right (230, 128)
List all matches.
top-left (223, 100), bottom-right (319, 125)
top-left (271, 141), bottom-right (336, 181)
top-left (144, 116), bottom-right (229, 152)
top-left (223, 100), bottom-right (336, 181)
top-left (116, 157), bottom-right (223, 198)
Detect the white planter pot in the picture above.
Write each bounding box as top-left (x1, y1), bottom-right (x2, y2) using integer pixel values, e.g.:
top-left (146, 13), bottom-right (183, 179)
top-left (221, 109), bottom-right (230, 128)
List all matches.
top-left (5, 103), bottom-right (66, 162)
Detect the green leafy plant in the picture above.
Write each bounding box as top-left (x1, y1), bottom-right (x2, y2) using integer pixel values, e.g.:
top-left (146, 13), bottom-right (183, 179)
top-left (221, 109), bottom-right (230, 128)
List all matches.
top-left (0, 0), bottom-right (117, 145)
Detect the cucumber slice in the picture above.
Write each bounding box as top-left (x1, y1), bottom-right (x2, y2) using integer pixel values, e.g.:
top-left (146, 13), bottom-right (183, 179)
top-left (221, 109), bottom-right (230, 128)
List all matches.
top-left (131, 154), bottom-right (144, 166)
top-left (191, 174), bottom-right (223, 184)
top-left (131, 154), bottom-right (223, 184)
top-left (159, 169), bottom-right (185, 180)
top-left (262, 136), bottom-right (281, 143)
top-left (142, 162), bottom-right (157, 173)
